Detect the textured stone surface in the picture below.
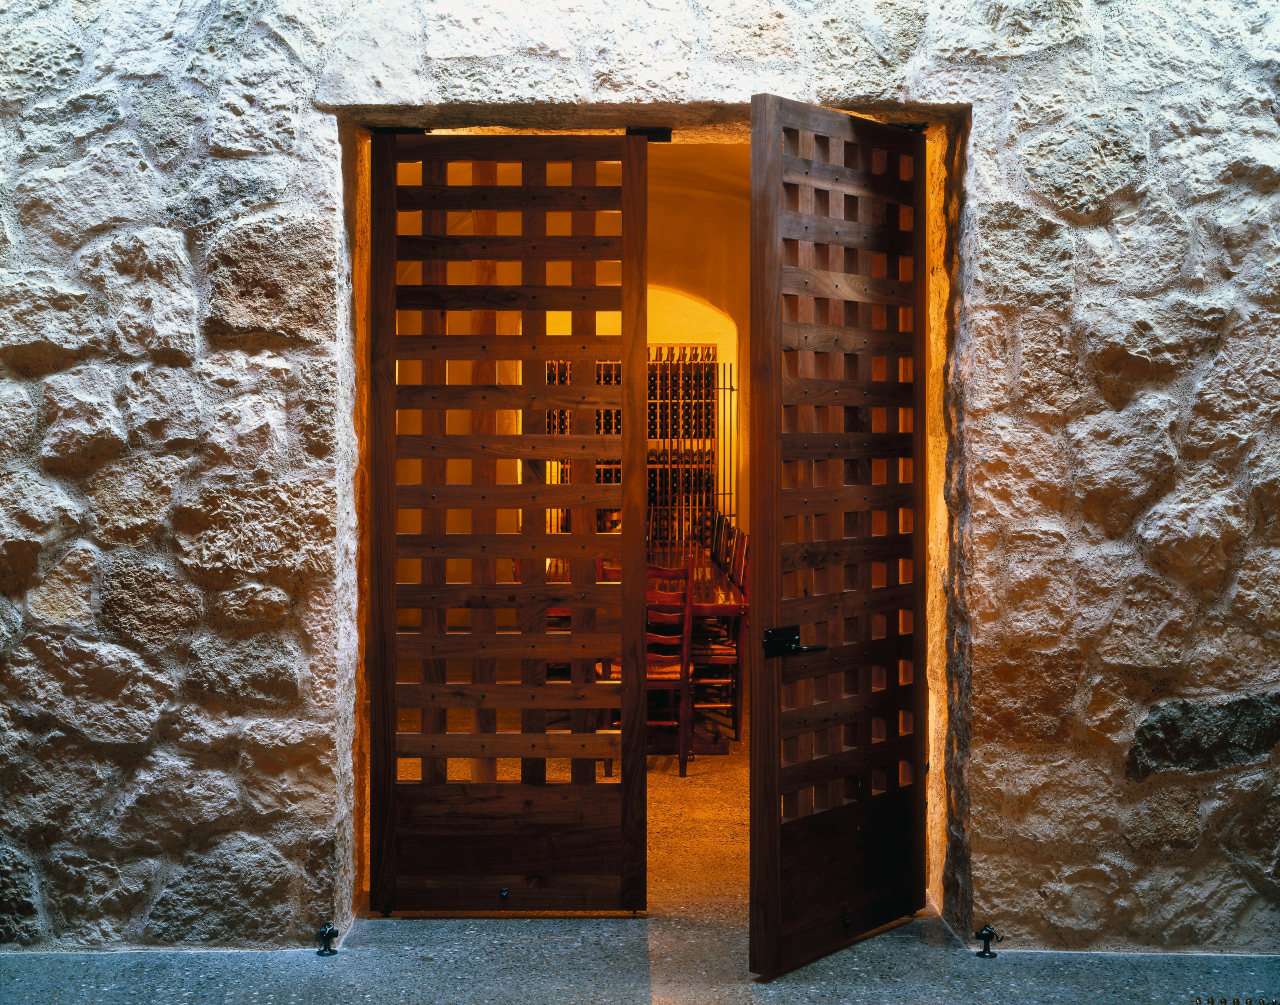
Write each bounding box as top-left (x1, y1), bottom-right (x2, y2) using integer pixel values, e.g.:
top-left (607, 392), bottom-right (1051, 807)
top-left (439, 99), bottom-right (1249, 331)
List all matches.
top-left (0, 17), bottom-right (83, 109)
top-left (0, 469), bottom-right (82, 593)
top-left (1097, 573), bottom-right (1194, 683)
top-left (145, 834), bottom-right (295, 943)
top-left (210, 34), bottom-right (307, 157)
top-left (104, 751), bottom-right (240, 854)
top-left (1023, 106), bottom-right (1146, 221)
top-left (1126, 693), bottom-right (1280, 781)
top-left (204, 212), bottom-right (337, 345)
top-left (185, 633), bottom-right (299, 707)
top-left (39, 365), bottom-right (127, 474)
top-left (0, 847), bottom-right (40, 945)
top-left (0, 271), bottom-right (106, 375)
top-left (970, 201), bottom-right (1075, 309)
top-left (1230, 549), bottom-right (1280, 637)
top-left (121, 365), bottom-right (204, 451)
top-left (1123, 788), bottom-right (1200, 854)
top-left (240, 718), bottom-right (333, 816)
top-left (1070, 395), bottom-right (1177, 537)
top-left (3, 633), bottom-right (172, 745)
top-left (213, 582), bottom-right (292, 623)
top-left (26, 544), bottom-right (95, 628)
top-left (0, 384), bottom-right (38, 464)
top-left (88, 454), bottom-right (187, 547)
top-left (100, 563), bottom-right (202, 651)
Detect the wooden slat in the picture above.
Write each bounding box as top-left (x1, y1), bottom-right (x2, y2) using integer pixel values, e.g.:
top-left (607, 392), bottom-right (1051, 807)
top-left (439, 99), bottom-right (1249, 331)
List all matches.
top-left (397, 234), bottom-right (622, 260)
top-left (781, 533), bottom-right (913, 570)
top-left (396, 682), bottom-right (622, 709)
top-left (395, 534), bottom-right (622, 559)
top-left (780, 635), bottom-right (915, 685)
top-left (394, 583), bottom-right (623, 609)
top-left (780, 583), bottom-right (914, 624)
top-left (780, 434), bottom-right (912, 463)
top-left (779, 749), bottom-right (864, 794)
top-left (781, 266), bottom-right (912, 307)
top-left (394, 135), bottom-right (625, 160)
top-left (396, 484), bottom-right (622, 509)
top-left (781, 322), bottom-right (913, 355)
top-left (396, 384), bottom-right (622, 411)
top-left (782, 376), bottom-right (913, 408)
top-left (782, 695), bottom-right (866, 740)
top-left (396, 285), bottom-right (621, 312)
top-left (771, 96), bottom-right (918, 152)
top-left (395, 335), bottom-right (623, 362)
top-left (396, 731), bottom-right (621, 759)
top-left (395, 632), bottom-right (620, 660)
top-left (397, 434), bottom-right (619, 460)
top-left (780, 484), bottom-right (914, 516)
top-left (398, 185), bottom-right (622, 212)
top-left (782, 156), bottom-right (913, 205)
top-left (781, 212), bottom-right (914, 255)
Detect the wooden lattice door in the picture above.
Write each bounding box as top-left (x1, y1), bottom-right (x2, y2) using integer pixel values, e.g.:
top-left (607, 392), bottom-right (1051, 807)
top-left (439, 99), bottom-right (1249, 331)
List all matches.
top-left (368, 134), bottom-right (648, 912)
top-left (748, 95), bottom-right (928, 976)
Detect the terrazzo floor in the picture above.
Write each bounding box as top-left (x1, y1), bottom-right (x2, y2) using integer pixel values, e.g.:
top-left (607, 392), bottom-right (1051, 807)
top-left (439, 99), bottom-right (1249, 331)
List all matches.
top-left (2, 737), bottom-right (1277, 1004)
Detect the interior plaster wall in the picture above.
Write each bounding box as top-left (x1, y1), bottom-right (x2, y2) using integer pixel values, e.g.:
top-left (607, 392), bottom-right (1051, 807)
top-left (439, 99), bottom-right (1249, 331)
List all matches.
top-left (1, 0), bottom-right (1278, 954)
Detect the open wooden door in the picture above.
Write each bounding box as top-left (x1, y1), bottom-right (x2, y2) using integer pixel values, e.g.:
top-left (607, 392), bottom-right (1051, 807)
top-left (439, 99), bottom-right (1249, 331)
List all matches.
top-left (368, 134), bottom-right (648, 912)
top-left (748, 95), bottom-right (928, 977)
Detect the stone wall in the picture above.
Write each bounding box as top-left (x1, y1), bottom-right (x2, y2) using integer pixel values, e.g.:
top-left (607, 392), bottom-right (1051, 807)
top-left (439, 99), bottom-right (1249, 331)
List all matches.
top-left (1, 0), bottom-right (1278, 952)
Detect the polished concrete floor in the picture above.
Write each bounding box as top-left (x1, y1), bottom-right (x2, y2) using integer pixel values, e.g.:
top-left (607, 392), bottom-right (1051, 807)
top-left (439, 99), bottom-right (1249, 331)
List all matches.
top-left (3, 739), bottom-right (1278, 1003)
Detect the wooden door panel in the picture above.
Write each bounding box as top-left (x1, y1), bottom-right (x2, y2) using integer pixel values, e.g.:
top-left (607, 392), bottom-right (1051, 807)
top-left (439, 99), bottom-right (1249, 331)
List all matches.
top-left (749, 94), bottom-right (928, 978)
top-left (369, 134), bottom-right (648, 914)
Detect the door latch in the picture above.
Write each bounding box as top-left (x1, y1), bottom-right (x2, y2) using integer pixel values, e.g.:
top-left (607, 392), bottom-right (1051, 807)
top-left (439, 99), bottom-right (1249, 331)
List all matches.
top-left (762, 626), bottom-right (828, 659)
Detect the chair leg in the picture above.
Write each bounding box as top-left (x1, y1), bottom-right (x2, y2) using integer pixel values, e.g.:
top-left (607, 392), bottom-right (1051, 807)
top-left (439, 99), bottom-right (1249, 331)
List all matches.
top-left (733, 615), bottom-right (747, 741)
top-left (678, 672), bottom-right (692, 777)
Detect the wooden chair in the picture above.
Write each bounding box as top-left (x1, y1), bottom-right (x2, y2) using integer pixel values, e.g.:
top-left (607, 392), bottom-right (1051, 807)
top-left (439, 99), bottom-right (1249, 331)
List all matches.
top-left (642, 556), bottom-right (695, 776)
top-left (691, 536), bottom-right (747, 742)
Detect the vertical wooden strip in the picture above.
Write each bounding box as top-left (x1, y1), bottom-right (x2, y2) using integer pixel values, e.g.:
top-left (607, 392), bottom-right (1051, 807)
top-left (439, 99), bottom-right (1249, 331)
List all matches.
top-left (368, 133), bottom-right (399, 913)
top-left (619, 133), bottom-right (648, 911)
top-left (749, 92), bottom-right (783, 978)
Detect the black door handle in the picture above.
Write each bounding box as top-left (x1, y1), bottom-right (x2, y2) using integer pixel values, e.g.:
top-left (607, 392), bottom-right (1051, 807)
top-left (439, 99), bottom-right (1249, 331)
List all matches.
top-left (762, 626), bottom-right (828, 659)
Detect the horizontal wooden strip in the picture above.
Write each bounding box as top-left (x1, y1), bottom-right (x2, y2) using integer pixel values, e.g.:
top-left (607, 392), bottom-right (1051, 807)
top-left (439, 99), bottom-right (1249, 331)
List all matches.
top-left (395, 632), bottom-right (620, 660)
top-left (780, 749), bottom-right (864, 794)
top-left (394, 583), bottom-right (622, 609)
top-left (781, 635), bottom-right (915, 685)
top-left (782, 322), bottom-right (914, 355)
top-left (396, 285), bottom-right (622, 311)
top-left (396, 235), bottom-right (622, 261)
top-left (396, 682), bottom-right (622, 709)
top-left (781, 533), bottom-right (914, 571)
top-left (396, 484), bottom-right (622, 509)
top-left (396, 534), bottom-right (623, 559)
top-left (396, 384), bottom-right (623, 411)
top-left (782, 212), bottom-right (914, 255)
top-left (398, 186), bottom-right (622, 212)
top-left (398, 434), bottom-right (619, 461)
top-left (782, 695), bottom-right (865, 740)
top-left (782, 266), bottom-right (912, 307)
top-left (396, 335), bottom-right (623, 362)
top-left (782, 376), bottom-right (913, 408)
top-left (777, 98), bottom-right (919, 153)
top-left (392, 874), bottom-right (624, 912)
top-left (783, 155), bottom-right (914, 205)
top-left (396, 731), bottom-right (620, 759)
top-left (395, 135), bottom-right (626, 160)
top-left (780, 483), bottom-right (915, 517)
top-left (781, 433), bottom-right (913, 464)
top-left (780, 583), bottom-right (915, 624)
top-left (395, 782), bottom-right (621, 826)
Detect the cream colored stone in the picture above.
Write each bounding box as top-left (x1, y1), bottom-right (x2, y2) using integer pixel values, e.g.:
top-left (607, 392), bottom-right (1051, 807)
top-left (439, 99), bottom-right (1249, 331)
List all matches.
top-left (40, 365), bottom-right (127, 474)
top-left (0, 271), bottom-right (107, 376)
top-left (213, 583), bottom-right (291, 623)
top-left (1017, 310), bottom-right (1086, 421)
top-left (27, 544), bottom-right (95, 627)
top-left (0, 17), bottom-right (82, 109)
top-left (1023, 106), bottom-right (1145, 221)
top-left (1231, 549), bottom-right (1280, 636)
top-left (1080, 183), bottom-right (1190, 294)
top-left (240, 718), bottom-right (334, 816)
top-left (88, 454), bottom-right (186, 547)
top-left (969, 201), bottom-right (1075, 310)
top-left (0, 384), bottom-right (38, 464)
top-left (100, 563), bottom-right (202, 651)
top-left (1185, 333), bottom-right (1280, 466)
top-left (1097, 572), bottom-right (1194, 684)
top-left (0, 468), bottom-right (83, 593)
top-left (122, 364), bottom-right (204, 450)
top-left (210, 34), bottom-right (307, 156)
top-left (1124, 788), bottom-right (1200, 854)
top-left (104, 750), bottom-right (241, 854)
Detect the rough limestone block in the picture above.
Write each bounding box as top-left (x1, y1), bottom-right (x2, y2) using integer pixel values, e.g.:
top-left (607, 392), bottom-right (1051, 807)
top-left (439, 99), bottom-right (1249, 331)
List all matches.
top-left (0, 468), bottom-right (83, 593)
top-left (206, 391), bottom-right (289, 473)
top-left (104, 750), bottom-right (241, 854)
top-left (88, 454), bottom-right (187, 547)
top-left (15, 138), bottom-right (156, 259)
top-left (204, 212), bottom-right (337, 345)
top-left (122, 364), bottom-right (204, 450)
top-left (969, 201), bottom-right (1075, 310)
top-left (210, 34), bottom-right (307, 156)
top-left (0, 384), bottom-right (38, 464)
top-left (213, 583), bottom-right (292, 623)
top-left (1230, 549), bottom-right (1280, 636)
top-left (0, 18), bottom-right (82, 108)
top-left (80, 228), bottom-right (198, 365)
top-left (1017, 310), bottom-right (1086, 421)
top-left (314, 0), bottom-right (427, 106)
top-left (26, 544), bottom-right (96, 627)
top-left (40, 365), bottom-right (127, 475)
top-left (158, 704), bottom-right (242, 754)
top-left (144, 834), bottom-right (295, 943)
top-left (970, 646), bottom-right (1079, 744)
top-left (173, 475), bottom-right (336, 587)
top-left (185, 633), bottom-right (299, 707)
top-left (125, 82), bottom-right (203, 165)
top-left (0, 271), bottom-right (107, 376)
top-left (44, 850), bottom-right (157, 944)
top-left (1069, 394), bottom-right (1176, 537)
top-left (1097, 572), bottom-right (1194, 684)
top-left (165, 158), bottom-right (292, 228)
top-left (1136, 464), bottom-right (1249, 598)
top-left (1185, 334), bottom-right (1280, 466)
top-left (1079, 183), bottom-right (1190, 294)
top-left (1123, 788), bottom-right (1200, 854)
top-left (100, 563), bottom-right (203, 651)
top-left (4, 633), bottom-right (172, 744)
top-left (0, 847), bottom-right (41, 945)
top-left (15, 86), bottom-right (122, 166)
top-left (1023, 106), bottom-right (1146, 221)
top-left (240, 718), bottom-right (334, 816)
top-left (1126, 693), bottom-right (1280, 780)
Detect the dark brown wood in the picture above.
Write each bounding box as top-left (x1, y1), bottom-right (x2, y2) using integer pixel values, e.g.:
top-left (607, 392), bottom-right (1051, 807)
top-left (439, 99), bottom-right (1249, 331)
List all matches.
top-left (393, 534), bottom-right (623, 560)
top-left (368, 133), bottom-right (399, 914)
top-left (397, 234), bottom-right (623, 261)
top-left (396, 732), bottom-right (621, 759)
top-left (396, 681), bottom-right (623, 709)
top-left (395, 383), bottom-right (623, 411)
top-left (749, 94), bottom-right (928, 979)
top-left (397, 184), bottom-right (622, 212)
top-left (395, 334), bottom-right (625, 362)
top-left (396, 284), bottom-right (622, 312)
top-left (398, 434), bottom-right (620, 461)
top-left (395, 484), bottom-right (623, 509)
top-left (394, 583), bottom-right (623, 609)
top-left (394, 135), bottom-right (625, 160)
top-left (394, 632), bottom-right (621, 660)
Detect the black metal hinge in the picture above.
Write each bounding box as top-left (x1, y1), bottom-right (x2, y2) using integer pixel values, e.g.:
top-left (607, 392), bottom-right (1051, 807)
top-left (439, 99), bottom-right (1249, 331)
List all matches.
top-left (762, 626), bottom-right (828, 660)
